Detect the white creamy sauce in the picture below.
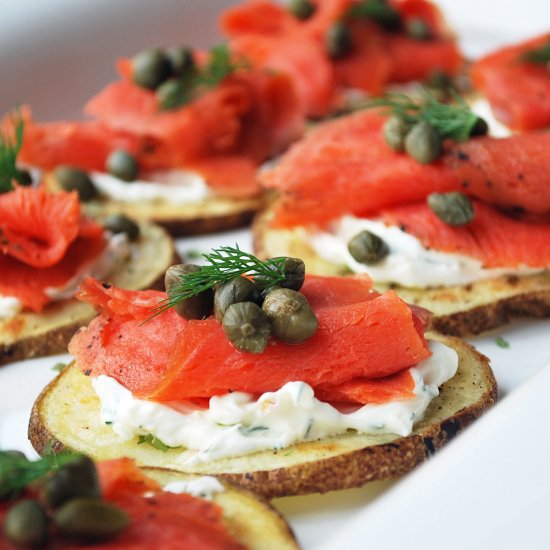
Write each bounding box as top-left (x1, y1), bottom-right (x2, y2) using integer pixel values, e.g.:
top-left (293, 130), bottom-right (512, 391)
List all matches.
top-left (91, 169), bottom-right (211, 204)
top-left (309, 215), bottom-right (541, 287)
top-left (470, 98), bottom-right (512, 138)
top-left (163, 477), bottom-right (225, 499)
top-left (93, 340), bottom-right (458, 465)
top-left (45, 232), bottom-right (131, 300)
top-left (0, 296), bottom-right (23, 320)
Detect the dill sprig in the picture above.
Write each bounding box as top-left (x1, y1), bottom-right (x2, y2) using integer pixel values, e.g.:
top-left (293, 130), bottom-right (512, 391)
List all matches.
top-left (521, 38), bottom-right (550, 64)
top-left (365, 90), bottom-right (479, 142)
top-left (153, 246), bottom-right (287, 316)
top-left (0, 450), bottom-right (82, 498)
top-left (0, 110), bottom-right (25, 193)
top-left (159, 44), bottom-right (248, 111)
top-left (347, 0), bottom-right (401, 29)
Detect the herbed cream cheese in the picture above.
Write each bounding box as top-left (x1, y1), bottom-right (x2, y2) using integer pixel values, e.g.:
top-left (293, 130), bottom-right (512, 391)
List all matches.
top-left (163, 477), bottom-right (225, 499)
top-left (93, 340), bottom-right (458, 465)
top-left (0, 296), bottom-right (23, 320)
top-left (91, 169), bottom-right (211, 204)
top-left (309, 215), bottom-right (542, 287)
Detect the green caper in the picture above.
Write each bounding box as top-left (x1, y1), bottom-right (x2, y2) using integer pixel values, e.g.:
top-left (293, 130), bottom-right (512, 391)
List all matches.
top-left (427, 191), bottom-right (474, 226)
top-left (54, 166), bottom-right (98, 202)
top-left (106, 149), bottom-right (139, 182)
top-left (404, 121), bottom-right (442, 164)
top-left (469, 117), bottom-right (489, 137)
top-left (406, 17), bottom-right (432, 40)
top-left (167, 46), bottom-right (195, 76)
top-left (262, 288), bottom-right (318, 344)
top-left (214, 277), bottom-right (261, 321)
top-left (165, 264), bottom-right (214, 320)
top-left (348, 230), bottom-right (389, 264)
top-left (367, 1), bottom-right (402, 31)
top-left (326, 22), bottom-right (353, 59)
top-left (156, 79), bottom-right (188, 111)
top-left (54, 498), bottom-right (129, 541)
top-left (222, 302), bottom-right (271, 353)
top-left (383, 116), bottom-right (410, 152)
top-left (132, 48), bottom-right (172, 90)
top-left (288, 0), bottom-right (316, 20)
top-left (15, 169), bottom-right (33, 186)
top-left (5, 499), bottom-right (48, 548)
top-left (40, 455), bottom-right (100, 510)
top-left (255, 257), bottom-right (306, 292)
top-left (103, 214), bottom-right (140, 241)
top-left (426, 70), bottom-right (452, 90)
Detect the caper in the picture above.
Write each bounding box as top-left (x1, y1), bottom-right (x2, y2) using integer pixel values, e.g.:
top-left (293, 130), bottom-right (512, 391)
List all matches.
top-left (167, 46), bottom-right (195, 76)
top-left (15, 169), bottom-right (33, 186)
top-left (406, 17), bottom-right (432, 40)
top-left (368, 1), bottom-right (402, 31)
top-left (383, 116), bottom-right (410, 152)
top-left (326, 22), bottom-right (353, 59)
top-left (427, 191), bottom-right (474, 226)
top-left (469, 116), bottom-right (489, 137)
top-left (132, 48), bottom-right (172, 90)
top-left (404, 121), bottom-right (442, 164)
top-left (5, 499), bottom-right (48, 548)
top-left (156, 78), bottom-right (188, 111)
top-left (54, 498), bottom-right (129, 541)
top-left (348, 230), bottom-right (389, 264)
top-left (262, 288), bottom-right (318, 344)
top-left (255, 257), bottom-right (305, 292)
top-left (164, 264), bottom-right (214, 320)
top-left (426, 70), bottom-right (452, 90)
top-left (103, 214), bottom-right (140, 241)
top-left (214, 277), bottom-right (261, 321)
top-left (106, 149), bottom-right (139, 182)
top-left (222, 302), bottom-right (271, 353)
top-left (288, 0), bottom-right (316, 20)
top-left (39, 454), bottom-right (100, 510)
top-left (54, 166), bottom-right (98, 202)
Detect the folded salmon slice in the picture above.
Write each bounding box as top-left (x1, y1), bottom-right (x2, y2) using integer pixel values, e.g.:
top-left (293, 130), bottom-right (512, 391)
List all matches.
top-left (262, 110), bottom-right (550, 227)
top-left (71, 276), bottom-right (429, 405)
top-left (222, 0), bottom-right (462, 116)
top-left (472, 34), bottom-right (550, 131)
top-left (0, 187), bottom-right (107, 311)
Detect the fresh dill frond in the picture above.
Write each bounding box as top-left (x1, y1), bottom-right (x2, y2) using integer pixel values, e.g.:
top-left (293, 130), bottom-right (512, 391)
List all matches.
top-left (0, 450), bottom-right (82, 498)
top-left (136, 434), bottom-right (179, 452)
top-left (159, 44), bottom-right (248, 111)
top-left (0, 109), bottom-right (25, 193)
top-left (521, 38), bottom-right (550, 64)
top-left (151, 245), bottom-right (287, 317)
top-left (365, 90), bottom-right (480, 141)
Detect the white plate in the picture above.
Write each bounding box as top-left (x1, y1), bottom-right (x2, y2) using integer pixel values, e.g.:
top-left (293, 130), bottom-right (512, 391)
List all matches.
top-left (1, 2), bottom-right (550, 548)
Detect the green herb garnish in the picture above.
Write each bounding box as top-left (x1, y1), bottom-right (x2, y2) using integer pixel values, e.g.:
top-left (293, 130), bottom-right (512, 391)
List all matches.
top-left (365, 90), bottom-right (480, 142)
top-left (0, 110), bottom-right (25, 193)
top-left (159, 44), bottom-right (248, 111)
top-left (0, 450), bottom-right (82, 499)
top-left (521, 38), bottom-right (550, 65)
top-left (347, 0), bottom-right (401, 30)
top-left (51, 362), bottom-right (68, 373)
top-left (495, 336), bottom-right (510, 349)
top-left (136, 434), bottom-right (179, 452)
top-left (153, 245), bottom-right (287, 317)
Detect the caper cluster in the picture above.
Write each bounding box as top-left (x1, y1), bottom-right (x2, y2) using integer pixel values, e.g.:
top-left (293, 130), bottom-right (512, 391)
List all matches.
top-left (383, 114), bottom-right (488, 164)
top-left (164, 258), bottom-right (318, 353)
top-left (1, 452), bottom-right (129, 548)
top-left (131, 46), bottom-right (195, 108)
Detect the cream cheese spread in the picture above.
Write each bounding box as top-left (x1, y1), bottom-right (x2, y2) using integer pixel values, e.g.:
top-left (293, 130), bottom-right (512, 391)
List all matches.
top-left (93, 340), bottom-right (458, 465)
top-left (309, 215), bottom-right (541, 287)
top-left (0, 296), bottom-right (23, 320)
top-left (470, 98), bottom-right (512, 138)
top-left (163, 477), bottom-right (225, 499)
top-left (91, 169), bottom-right (211, 204)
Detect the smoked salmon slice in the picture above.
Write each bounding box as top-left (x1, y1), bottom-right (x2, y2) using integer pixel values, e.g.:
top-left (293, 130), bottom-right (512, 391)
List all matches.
top-left (222, 0), bottom-right (462, 116)
top-left (262, 109), bottom-right (550, 227)
top-left (0, 187), bottom-right (107, 312)
top-left (472, 34), bottom-right (550, 131)
top-left (381, 201), bottom-right (550, 268)
top-left (70, 276), bottom-right (429, 405)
